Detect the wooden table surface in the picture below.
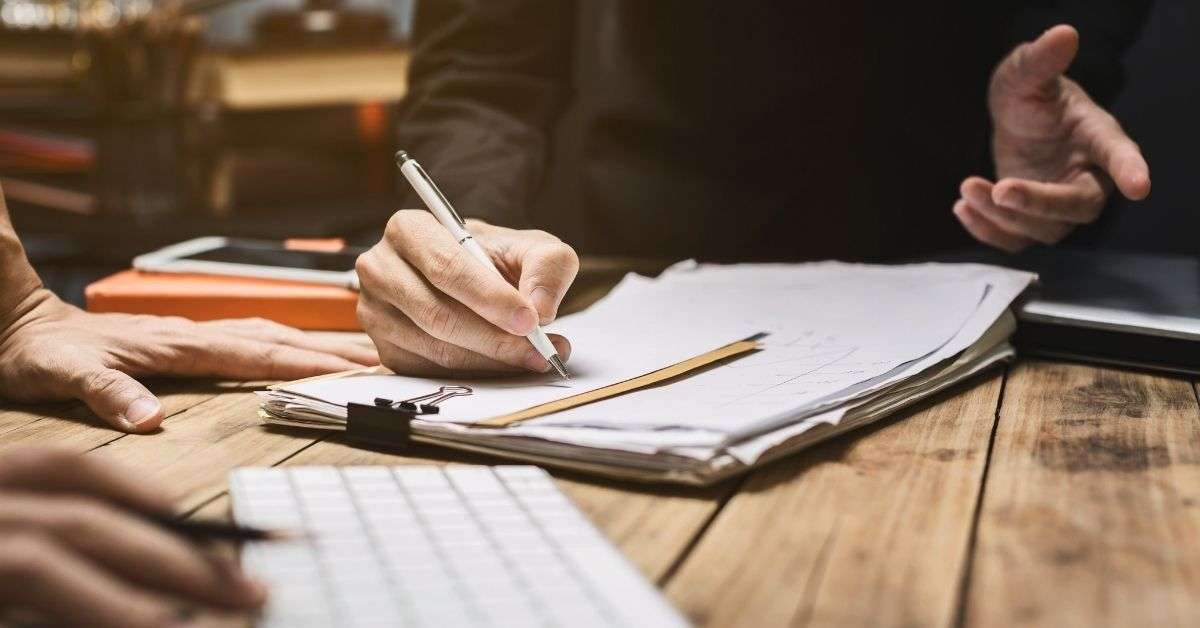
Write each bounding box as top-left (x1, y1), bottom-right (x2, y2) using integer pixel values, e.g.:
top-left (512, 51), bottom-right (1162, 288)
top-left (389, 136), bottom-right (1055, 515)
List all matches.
top-left (3, 275), bottom-right (1199, 627)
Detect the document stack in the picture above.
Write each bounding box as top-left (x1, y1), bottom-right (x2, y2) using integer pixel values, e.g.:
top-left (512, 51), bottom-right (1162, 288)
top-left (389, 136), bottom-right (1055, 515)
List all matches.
top-left (259, 262), bottom-right (1035, 485)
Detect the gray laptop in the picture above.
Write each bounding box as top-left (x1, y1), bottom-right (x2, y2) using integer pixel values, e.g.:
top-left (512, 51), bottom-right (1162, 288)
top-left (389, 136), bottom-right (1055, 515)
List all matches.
top-left (950, 248), bottom-right (1200, 375)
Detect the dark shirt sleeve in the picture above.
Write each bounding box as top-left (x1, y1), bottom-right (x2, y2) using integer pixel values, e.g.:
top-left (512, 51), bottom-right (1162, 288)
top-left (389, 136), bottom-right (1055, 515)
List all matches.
top-left (395, 0), bottom-right (575, 227)
top-left (1012, 0), bottom-right (1153, 105)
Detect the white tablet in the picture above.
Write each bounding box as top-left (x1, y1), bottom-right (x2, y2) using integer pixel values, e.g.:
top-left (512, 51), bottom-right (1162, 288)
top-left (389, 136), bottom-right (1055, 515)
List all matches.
top-left (133, 237), bottom-right (363, 289)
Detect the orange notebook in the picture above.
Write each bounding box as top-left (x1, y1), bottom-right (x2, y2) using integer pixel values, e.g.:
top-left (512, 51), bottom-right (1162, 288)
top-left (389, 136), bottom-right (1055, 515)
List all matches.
top-left (86, 270), bottom-right (360, 331)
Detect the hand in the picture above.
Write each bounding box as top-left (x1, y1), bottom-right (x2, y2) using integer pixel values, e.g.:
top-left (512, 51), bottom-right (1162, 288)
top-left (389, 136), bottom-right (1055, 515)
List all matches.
top-left (0, 447), bottom-right (266, 627)
top-left (0, 291), bottom-right (379, 433)
top-left (953, 25), bottom-right (1151, 252)
top-left (356, 211), bottom-right (578, 376)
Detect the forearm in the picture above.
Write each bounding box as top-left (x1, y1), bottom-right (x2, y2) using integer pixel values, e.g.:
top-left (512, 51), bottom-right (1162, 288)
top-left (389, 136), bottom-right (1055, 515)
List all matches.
top-left (396, 0), bottom-right (574, 227)
top-left (0, 186), bottom-right (48, 330)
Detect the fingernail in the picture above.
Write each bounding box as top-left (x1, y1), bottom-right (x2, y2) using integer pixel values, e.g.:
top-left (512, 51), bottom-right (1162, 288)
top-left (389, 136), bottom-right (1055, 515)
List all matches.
top-left (123, 397), bottom-right (161, 427)
top-left (999, 188), bottom-right (1027, 209)
top-left (508, 306), bottom-right (538, 335)
top-left (530, 286), bottom-right (558, 322)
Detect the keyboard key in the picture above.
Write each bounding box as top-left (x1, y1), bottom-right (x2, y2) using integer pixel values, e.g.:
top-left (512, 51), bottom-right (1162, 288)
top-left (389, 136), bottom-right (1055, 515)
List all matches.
top-left (393, 466), bottom-right (453, 491)
top-left (445, 466), bottom-right (507, 494)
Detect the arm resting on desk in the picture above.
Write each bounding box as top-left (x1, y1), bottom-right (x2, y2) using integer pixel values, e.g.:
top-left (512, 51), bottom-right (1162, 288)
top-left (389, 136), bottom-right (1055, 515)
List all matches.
top-left (0, 184), bottom-right (379, 433)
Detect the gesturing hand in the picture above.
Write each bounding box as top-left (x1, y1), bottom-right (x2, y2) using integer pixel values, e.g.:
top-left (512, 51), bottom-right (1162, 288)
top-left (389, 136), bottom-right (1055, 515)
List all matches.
top-left (356, 211), bottom-right (578, 376)
top-left (0, 447), bottom-right (266, 627)
top-left (0, 292), bottom-right (379, 433)
top-left (954, 25), bottom-right (1151, 252)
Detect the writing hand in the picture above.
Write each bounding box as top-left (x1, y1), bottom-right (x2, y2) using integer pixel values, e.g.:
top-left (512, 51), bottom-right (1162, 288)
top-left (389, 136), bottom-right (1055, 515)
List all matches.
top-left (355, 211), bottom-right (577, 376)
top-left (954, 25), bottom-right (1150, 252)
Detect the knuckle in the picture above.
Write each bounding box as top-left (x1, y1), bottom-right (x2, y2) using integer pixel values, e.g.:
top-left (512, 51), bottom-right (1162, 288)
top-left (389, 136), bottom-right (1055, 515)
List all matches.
top-left (548, 242), bottom-right (580, 272)
top-left (81, 368), bottom-right (127, 399)
top-left (355, 248), bottom-right (386, 289)
top-left (424, 246), bottom-right (462, 287)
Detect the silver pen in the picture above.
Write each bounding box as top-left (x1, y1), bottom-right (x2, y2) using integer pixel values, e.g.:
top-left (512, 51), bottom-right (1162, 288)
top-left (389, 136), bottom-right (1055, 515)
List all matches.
top-left (395, 151), bottom-right (569, 379)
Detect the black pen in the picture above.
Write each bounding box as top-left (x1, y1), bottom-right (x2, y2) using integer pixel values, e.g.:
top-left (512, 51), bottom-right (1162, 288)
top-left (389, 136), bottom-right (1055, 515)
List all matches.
top-left (147, 514), bottom-right (301, 543)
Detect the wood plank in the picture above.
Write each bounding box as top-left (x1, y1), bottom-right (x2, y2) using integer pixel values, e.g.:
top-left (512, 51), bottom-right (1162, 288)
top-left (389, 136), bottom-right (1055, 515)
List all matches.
top-left (277, 436), bottom-right (737, 582)
top-left (965, 361), bottom-right (1200, 627)
top-left (85, 390), bottom-right (324, 512)
top-left (0, 381), bottom-right (235, 454)
top-left (665, 372), bottom-right (1005, 628)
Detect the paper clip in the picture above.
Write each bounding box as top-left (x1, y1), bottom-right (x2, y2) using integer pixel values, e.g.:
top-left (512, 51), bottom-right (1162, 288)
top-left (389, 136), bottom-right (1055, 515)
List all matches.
top-left (374, 385), bottom-right (473, 415)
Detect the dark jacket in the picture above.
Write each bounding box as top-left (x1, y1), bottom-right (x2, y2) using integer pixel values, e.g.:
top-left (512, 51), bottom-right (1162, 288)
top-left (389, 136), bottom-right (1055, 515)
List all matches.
top-left (396, 1), bottom-right (1150, 261)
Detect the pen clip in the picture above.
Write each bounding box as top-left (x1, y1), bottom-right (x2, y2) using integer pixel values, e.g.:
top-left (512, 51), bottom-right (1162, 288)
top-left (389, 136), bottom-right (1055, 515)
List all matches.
top-left (410, 160), bottom-right (466, 228)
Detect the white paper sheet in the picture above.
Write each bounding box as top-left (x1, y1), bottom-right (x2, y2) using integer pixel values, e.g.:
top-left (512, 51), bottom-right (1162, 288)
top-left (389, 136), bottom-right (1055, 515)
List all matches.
top-left (529, 264), bottom-right (1029, 436)
top-left (268, 274), bottom-right (756, 424)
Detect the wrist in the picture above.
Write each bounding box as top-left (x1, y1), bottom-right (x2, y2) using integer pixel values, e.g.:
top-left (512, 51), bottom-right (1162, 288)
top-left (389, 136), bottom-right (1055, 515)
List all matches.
top-left (0, 286), bottom-right (60, 344)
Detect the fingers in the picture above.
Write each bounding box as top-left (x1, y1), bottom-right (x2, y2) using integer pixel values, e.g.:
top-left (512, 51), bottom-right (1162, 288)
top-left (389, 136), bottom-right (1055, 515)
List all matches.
top-left (373, 332), bottom-right (571, 378)
top-left (384, 210), bottom-right (540, 336)
top-left (68, 365), bottom-right (164, 433)
top-left (1071, 101), bottom-right (1152, 201)
top-left (168, 335), bottom-right (367, 381)
top-left (358, 250), bottom-right (554, 370)
top-left (200, 318), bottom-right (380, 366)
top-left (359, 289), bottom-right (572, 374)
top-left (0, 493), bottom-right (265, 612)
top-left (992, 174), bottom-right (1106, 223)
top-left (0, 532), bottom-right (184, 628)
top-left (996, 24), bottom-right (1079, 98)
top-left (511, 233), bottom-right (579, 325)
top-left (0, 447), bottom-right (173, 514)
top-left (960, 177), bottom-right (1078, 247)
top-left (953, 199), bottom-right (1034, 253)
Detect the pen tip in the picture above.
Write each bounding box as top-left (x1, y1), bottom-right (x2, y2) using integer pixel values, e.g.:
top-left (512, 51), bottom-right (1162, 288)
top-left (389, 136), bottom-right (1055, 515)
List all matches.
top-left (548, 355), bottom-right (570, 380)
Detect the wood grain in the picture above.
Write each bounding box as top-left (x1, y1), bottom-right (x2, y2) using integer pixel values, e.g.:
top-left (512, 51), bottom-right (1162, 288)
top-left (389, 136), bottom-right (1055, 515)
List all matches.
top-left (86, 390), bottom-right (324, 512)
top-left (665, 372), bottom-right (1005, 628)
top-left (0, 381), bottom-right (232, 454)
top-left (965, 361), bottom-right (1200, 627)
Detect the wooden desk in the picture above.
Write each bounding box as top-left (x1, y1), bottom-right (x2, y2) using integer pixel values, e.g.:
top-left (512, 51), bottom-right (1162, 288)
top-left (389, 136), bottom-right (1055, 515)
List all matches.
top-left (3, 298), bottom-right (1199, 626)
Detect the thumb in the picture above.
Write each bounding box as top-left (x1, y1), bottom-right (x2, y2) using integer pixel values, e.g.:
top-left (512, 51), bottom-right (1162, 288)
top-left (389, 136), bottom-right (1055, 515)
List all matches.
top-left (71, 367), bottom-right (164, 433)
top-left (516, 239), bottom-right (580, 325)
top-left (998, 24), bottom-right (1079, 96)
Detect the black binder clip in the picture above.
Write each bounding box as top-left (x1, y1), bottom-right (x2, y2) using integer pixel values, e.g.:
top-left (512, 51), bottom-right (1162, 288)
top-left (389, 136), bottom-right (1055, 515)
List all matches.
top-left (346, 386), bottom-right (473, 450)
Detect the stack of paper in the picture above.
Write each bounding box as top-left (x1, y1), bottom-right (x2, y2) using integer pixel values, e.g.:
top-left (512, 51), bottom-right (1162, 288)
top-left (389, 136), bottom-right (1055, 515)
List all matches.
top-left (259, 261), bottom-right (1034, 485)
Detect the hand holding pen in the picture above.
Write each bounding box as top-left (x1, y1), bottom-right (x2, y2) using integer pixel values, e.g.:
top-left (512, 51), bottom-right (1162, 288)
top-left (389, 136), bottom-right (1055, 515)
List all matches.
top-left (0, 448), bottom-right (268, 628)
top-left (354, 152), bottom-right (578, 378)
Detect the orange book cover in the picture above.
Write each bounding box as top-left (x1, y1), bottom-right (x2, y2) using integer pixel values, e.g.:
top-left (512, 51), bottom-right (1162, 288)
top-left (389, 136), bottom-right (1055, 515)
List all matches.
top-left (85, 270), bottom-right (360, 331)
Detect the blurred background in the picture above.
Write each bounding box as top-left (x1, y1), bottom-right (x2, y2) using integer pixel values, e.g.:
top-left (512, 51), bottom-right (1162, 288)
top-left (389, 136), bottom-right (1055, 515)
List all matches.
top-left (1, 0), bottom-right (414, 301)
top-left (1, 0), bottom-right (1196, 305)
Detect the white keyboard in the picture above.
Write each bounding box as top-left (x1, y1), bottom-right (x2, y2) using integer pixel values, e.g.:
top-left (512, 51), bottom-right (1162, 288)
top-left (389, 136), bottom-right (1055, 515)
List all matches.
top-left (229, 465), bottom-right (690, 627)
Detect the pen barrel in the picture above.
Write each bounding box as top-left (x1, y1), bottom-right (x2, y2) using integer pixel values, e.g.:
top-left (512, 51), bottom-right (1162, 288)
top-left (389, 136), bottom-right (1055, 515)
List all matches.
top-left (399, 160), bottom-right (468, 238)
top-left (525, 327), bottom-right (558, 360)
top-left (461, 237), bottom-right (500, 276)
